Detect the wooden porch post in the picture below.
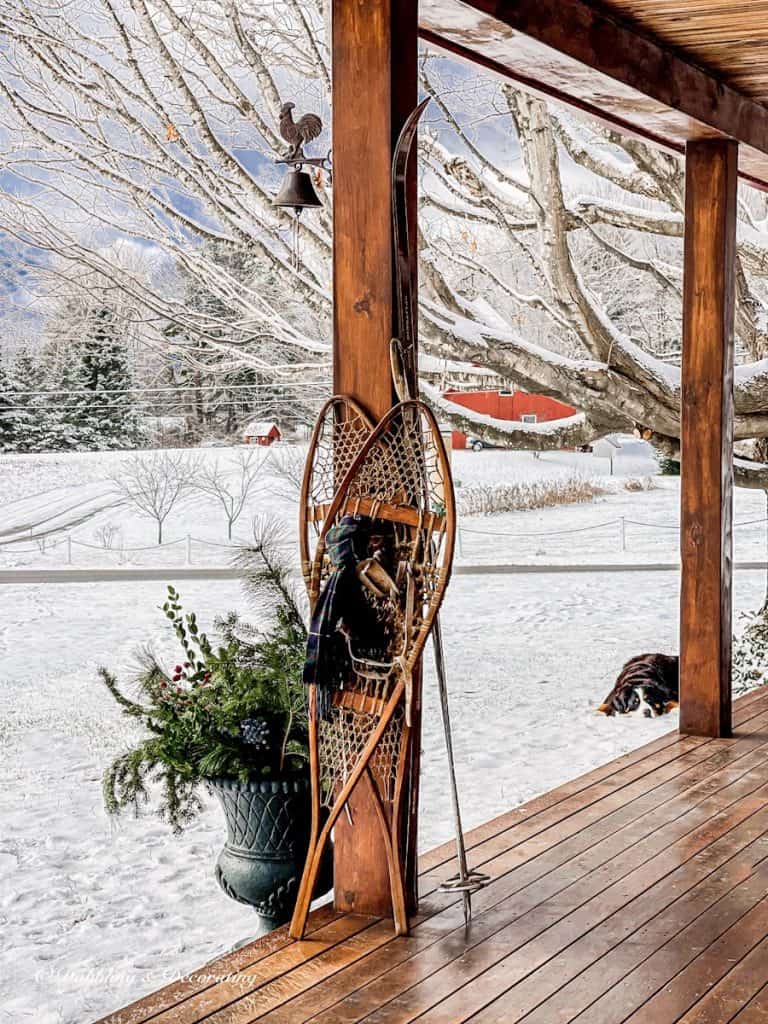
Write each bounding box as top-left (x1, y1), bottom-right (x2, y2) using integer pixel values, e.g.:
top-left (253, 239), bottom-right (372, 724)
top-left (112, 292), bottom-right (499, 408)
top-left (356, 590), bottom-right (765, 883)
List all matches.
top-left (679, 138), bottom-right (737, 738)
top-left (331, 0), bottom-right (418, 916)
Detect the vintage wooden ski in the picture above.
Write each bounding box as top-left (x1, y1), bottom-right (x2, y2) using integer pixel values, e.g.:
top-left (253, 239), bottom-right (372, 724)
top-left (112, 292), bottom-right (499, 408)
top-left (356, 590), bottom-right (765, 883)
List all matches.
top-left (391, 98), bottom-right (488, 925)
top-left (391, 97), bottom-right (429, 398)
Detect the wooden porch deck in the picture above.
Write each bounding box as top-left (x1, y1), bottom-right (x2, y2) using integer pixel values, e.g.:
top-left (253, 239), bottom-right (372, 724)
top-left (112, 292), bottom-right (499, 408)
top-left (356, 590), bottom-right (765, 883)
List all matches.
top-left (97, 684), bottom-right (768, 1024)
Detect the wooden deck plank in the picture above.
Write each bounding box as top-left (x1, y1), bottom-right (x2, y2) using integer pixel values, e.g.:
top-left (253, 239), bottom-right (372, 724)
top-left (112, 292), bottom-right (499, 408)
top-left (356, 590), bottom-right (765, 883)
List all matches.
top-left (461, 821), bottom-right (768, 1023)
top-left (92, 905), bottom-right (343, 1024)
top-left (199, 921), bottom-right (409, 1024)
top-left (554, 890), bottom-right (768, 1024)
top-left (291, 746), bottom-right (768, 1024)
top-left (143, 915), bottom-right (380, 1024)
top-left (420, 697), bottom-right (768, 897)
top-left (731, 980), bottom-right (768, 1022)
top-left (624, 901), bottom-right (768, 1024)
top-left (242, 713), bottom-right (768, 1022)
top-left (677, 935), bottom-right (768, 1022)
top-left (93, 687), bottom-right (768, 1024)
top-left (321, 729), bottom-right (768, 1024)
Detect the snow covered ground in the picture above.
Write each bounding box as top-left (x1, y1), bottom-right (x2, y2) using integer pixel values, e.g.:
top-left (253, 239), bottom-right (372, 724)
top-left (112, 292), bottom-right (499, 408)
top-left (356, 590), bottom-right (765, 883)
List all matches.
top-left (2, 440), bottom-right (768, 1023)
top-left (0, 444), bottom-right (286, 562)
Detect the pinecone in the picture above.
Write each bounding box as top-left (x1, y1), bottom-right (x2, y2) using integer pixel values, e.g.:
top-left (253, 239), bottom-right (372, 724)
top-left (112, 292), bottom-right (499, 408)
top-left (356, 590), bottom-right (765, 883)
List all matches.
top-left (240, 718), bottom-right (270, 749)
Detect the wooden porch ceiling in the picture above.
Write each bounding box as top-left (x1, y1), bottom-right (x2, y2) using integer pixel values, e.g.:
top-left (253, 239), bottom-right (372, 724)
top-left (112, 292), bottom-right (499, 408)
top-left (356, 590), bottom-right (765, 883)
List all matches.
top-left (418, 0), bottom-right (768, 190)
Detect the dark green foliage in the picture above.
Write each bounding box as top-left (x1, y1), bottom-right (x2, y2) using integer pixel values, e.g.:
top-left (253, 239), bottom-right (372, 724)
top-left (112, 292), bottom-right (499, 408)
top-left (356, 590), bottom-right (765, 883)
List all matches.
top-left (0, 360), bottom-right (18, 452)
top-left (63, 307), bottom-right (144, 450)
top-left (0, 310), bottom-right (143, 453)
top-left (656, 453), bottom-right (680, 476)
top-left (100, 531), bottom-right (309, 833)
top-left (0, 351), bottom-right (45, 452)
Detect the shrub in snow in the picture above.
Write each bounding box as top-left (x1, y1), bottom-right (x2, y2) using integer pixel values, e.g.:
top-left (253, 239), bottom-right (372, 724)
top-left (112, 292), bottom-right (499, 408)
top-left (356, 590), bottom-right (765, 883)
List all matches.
top-left (457, 474), bottom-right (606, 517)
top-left (733, 606), bottom-right (768, 695)
top-left (94, 523), bottom-right (123, 550)
top-left (655, 454), bottom-right (681, 476)
top-left (623, 476), bottom-right (657, 492)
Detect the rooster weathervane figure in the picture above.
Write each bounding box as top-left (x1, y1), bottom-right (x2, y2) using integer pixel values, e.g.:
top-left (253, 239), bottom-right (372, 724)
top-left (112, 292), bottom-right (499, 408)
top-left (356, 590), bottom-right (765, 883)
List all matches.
top-left (279, 102), bottom-right (323, 162)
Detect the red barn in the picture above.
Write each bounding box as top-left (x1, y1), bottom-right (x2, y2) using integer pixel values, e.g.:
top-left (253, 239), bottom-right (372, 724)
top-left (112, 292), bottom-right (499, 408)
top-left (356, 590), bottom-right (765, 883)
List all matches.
top-left (444, 390), bottom-right (576, 450)
top-left (243, 420), bottom-right (281, 446)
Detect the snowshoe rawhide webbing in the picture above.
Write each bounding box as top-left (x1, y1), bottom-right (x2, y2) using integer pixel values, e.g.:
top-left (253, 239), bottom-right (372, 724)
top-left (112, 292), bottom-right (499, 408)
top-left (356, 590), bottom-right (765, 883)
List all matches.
top-left (299, 395), bottom-right (374, 593)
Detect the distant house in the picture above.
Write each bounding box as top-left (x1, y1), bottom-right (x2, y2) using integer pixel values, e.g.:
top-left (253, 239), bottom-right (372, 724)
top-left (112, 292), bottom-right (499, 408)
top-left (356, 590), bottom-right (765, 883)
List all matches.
top-left (443, 389), bottom-right (577, 450)
top-left (591, 434), bottom-right (622, 474)
top-left (243, 420), bottom-right (281, 446)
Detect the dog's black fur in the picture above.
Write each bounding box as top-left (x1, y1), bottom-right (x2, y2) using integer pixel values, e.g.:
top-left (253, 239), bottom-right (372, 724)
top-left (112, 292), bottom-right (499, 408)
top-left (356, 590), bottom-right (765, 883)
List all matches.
top-left (598, 653), bottom-right (679, 717)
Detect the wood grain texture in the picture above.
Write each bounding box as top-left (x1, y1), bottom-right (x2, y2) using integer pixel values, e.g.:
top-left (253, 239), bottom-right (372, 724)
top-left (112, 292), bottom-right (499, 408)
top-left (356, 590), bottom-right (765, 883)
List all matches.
top-left (331, 0), bottom-right (416, 420)
top-left (679, 138), bottom-right (737, 739)
top-left (596, 0), bottom-right (768, 97)
top-left (419, 0), bottom-right (768, 190)
top-left (330, 0), bottom-right (418, 919)
top-left (94, 686), bottom-right (768, 1024)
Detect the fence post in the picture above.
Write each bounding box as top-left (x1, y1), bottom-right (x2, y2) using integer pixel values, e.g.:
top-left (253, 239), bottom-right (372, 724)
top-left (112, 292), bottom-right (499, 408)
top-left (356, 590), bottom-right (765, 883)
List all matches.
top-left (186, 534), bottom-right (192, 566)
top-left (620, 517), bottom-right (626, 552)
top-left (457, 524), bottom-right (464, 557)
top-left (66, 534), bottom-right (72, 565)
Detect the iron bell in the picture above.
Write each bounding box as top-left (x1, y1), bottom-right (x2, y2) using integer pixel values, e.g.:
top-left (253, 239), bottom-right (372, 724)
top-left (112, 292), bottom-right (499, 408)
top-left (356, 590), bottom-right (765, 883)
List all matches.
top-left (272, 168), bottom-right (322, 212)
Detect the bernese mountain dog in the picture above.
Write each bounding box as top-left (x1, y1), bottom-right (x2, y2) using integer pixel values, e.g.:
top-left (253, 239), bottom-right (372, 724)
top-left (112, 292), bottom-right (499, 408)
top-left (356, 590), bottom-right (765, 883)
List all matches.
top-left (598, 653), bottom-right (679, 717)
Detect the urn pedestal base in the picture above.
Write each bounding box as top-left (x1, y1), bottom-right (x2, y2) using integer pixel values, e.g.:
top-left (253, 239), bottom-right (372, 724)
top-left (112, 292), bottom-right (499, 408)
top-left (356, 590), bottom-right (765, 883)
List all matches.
top-left (210, 777), bottom-right (332, 932)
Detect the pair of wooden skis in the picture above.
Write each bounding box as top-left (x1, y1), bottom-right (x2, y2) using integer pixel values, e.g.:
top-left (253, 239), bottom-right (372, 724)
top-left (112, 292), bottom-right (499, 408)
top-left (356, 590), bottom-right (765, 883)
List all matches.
top-left (289, 101), bottom-right (485, 941)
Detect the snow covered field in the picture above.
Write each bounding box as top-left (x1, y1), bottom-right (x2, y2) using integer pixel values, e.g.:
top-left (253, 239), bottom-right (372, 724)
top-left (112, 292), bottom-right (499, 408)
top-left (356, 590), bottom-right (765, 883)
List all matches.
top-left (3, 441), bottom-right (768, 1023)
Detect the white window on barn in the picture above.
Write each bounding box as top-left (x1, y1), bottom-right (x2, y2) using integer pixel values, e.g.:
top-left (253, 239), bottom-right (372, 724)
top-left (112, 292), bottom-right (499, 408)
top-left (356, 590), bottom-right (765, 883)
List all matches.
top-left (521, 413), bottom-right (537, 424)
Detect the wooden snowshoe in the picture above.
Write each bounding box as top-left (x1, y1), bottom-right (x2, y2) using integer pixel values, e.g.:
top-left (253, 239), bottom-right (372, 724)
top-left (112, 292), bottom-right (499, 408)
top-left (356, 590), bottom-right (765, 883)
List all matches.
top-left (289, 398), bottom-right (456, 938)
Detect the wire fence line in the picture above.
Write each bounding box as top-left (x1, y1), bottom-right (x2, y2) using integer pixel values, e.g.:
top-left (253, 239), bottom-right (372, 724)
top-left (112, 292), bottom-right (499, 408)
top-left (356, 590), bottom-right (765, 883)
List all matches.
top-left (460, 515), bottom-right (768, 539)
top-left (0, 533), bottom-right (244, 564)
top-left (2, 513), bottom-right (768, 565)
top-left (460, 520), bottom-right (620, 539)
top-left (459, 515), bottom-right (768, 558)
top-left (71, 537), bottom-right (188, 551)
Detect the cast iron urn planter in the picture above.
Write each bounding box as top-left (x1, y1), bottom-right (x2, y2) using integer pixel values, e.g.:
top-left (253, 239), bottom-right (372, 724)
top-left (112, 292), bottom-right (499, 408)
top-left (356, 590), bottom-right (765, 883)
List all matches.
top-left (209, 776), bottom-right (332, 933)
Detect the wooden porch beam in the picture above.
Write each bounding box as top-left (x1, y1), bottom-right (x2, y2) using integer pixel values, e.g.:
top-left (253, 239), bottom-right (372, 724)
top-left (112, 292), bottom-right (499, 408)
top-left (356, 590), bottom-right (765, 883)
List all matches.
top-left (331, 0), bottom-right (418, 917)
top-left (679, 138), bottom-right (737, 739)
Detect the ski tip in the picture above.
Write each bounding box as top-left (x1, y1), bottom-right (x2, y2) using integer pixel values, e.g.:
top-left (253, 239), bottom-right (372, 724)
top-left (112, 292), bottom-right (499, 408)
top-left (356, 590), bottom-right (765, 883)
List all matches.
top-left (394, 98), bottom-right (431, 156)
top-left (413, 96), bottom-right (431, 118)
